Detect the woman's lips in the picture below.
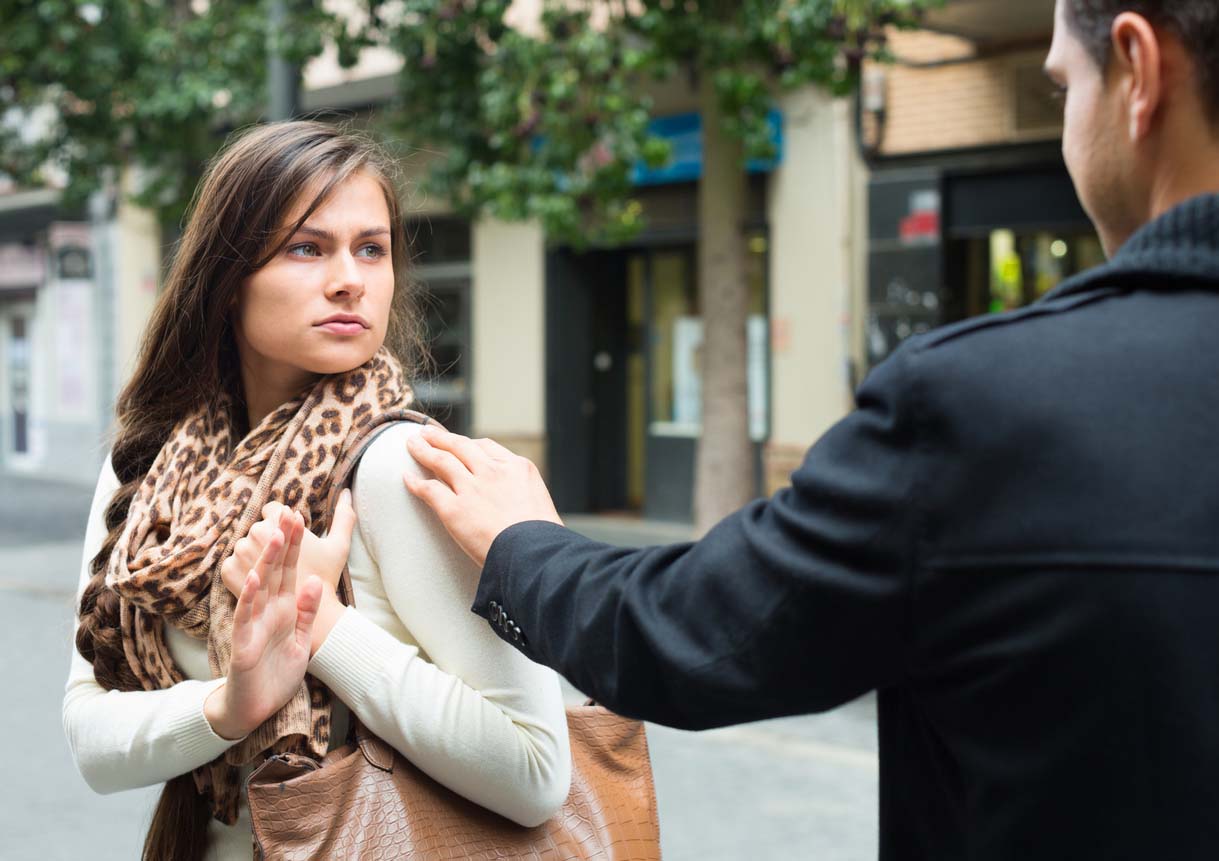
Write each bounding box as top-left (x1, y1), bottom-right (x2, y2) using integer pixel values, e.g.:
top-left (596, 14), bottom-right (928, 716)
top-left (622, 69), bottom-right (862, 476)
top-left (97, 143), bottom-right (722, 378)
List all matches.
top-left (317, 321), bottom-right (367, 336)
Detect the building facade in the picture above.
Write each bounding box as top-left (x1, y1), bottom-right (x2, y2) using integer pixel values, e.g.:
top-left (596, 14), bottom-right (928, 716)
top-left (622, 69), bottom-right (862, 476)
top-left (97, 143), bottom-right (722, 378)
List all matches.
top-left (302, 51), bottom-right (863, 523)
top-left (860, 0), bottom-right (1100, 370)
top-left (0, 181), bottom-right (160, 485)
top-left (3, 0), bottom-right (1080, 529)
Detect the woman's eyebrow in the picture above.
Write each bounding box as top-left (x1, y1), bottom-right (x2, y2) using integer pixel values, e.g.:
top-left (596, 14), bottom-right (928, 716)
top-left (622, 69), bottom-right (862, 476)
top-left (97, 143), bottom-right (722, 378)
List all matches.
top-left (294, 225), bottom-right (391, 241)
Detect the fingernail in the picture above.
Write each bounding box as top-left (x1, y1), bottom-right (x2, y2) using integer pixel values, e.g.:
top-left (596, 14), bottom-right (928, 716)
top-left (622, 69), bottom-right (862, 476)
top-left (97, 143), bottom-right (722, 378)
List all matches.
top-left (421, 424), bottom-right (441, 437)
top-left (341, 487), bottom-right (352, 503)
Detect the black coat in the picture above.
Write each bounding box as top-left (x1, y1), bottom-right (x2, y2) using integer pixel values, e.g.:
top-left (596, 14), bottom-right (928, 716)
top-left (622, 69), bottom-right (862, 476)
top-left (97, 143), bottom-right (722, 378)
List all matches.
top-left (474, 193), bottom-right (1219, 860)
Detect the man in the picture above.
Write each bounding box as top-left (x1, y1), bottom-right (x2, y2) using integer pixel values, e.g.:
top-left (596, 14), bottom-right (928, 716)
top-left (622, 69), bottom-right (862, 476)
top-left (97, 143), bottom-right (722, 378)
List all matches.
top-left (405, 2), bottom-right (1219, 858)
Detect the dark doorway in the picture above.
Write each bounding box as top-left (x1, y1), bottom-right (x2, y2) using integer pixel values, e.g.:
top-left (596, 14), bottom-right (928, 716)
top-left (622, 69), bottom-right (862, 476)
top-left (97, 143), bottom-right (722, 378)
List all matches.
top-left (547, 245), bottom-right (702, 522)
top-left (546, 249), bottom-right (633, 514)
top-left (548, 237), bottom-right (771, 523)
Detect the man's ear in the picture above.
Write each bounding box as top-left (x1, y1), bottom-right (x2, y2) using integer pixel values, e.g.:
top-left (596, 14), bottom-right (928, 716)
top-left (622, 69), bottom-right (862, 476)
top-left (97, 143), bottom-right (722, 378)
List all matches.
top-left (1110, 12), bottom-right (1163, 142)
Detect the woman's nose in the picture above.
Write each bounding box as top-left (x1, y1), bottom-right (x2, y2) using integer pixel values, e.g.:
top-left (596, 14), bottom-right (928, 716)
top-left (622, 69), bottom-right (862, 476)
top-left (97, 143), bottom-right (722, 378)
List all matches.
top-left (325, 252), bottom-right (365, 301)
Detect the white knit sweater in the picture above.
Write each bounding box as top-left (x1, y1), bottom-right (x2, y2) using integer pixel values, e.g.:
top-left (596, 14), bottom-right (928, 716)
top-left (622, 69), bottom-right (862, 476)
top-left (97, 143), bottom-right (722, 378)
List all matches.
top-left (62, 422), bottom-right (571, 860)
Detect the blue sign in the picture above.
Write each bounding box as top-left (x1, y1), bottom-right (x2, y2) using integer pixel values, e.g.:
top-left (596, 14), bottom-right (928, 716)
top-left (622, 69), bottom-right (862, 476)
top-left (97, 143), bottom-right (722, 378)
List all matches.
top-left (632, 109), bottom-right (784, 186)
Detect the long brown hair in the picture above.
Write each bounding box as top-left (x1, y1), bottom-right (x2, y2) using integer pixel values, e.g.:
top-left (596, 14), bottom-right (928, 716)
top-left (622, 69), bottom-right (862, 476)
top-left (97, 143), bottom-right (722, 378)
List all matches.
top-left (74, 120), bottom-right (424, 861)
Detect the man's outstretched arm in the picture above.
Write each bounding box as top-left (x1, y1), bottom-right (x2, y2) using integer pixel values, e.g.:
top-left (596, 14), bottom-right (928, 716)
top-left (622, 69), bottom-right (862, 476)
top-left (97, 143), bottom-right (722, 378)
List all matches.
top-left (405, 351), bottom-right (921, 730)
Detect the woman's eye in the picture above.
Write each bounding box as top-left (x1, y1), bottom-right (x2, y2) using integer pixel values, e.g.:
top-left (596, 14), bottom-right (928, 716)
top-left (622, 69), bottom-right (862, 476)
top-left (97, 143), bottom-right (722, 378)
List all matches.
top-left (357, 243), bottom-right (387, 259)
top-left (288, 243), bottom-right (321, 257)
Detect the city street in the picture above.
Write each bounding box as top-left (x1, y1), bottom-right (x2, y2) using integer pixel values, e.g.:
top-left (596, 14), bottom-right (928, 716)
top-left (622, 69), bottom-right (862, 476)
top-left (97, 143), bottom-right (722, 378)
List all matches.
top-left (0, 473), bottom-right (879, 860)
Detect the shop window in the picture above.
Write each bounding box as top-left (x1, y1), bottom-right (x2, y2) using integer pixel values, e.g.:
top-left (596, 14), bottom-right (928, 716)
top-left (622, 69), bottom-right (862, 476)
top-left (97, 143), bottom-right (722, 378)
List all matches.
top-left (646, 233), bottom-right (770, 442)
top-left (408, 217), bottom-right (471, 266)
top-left (966, 229), bottom-right (1104, 317)
top-left (408, 217), bottom-right (472, 435)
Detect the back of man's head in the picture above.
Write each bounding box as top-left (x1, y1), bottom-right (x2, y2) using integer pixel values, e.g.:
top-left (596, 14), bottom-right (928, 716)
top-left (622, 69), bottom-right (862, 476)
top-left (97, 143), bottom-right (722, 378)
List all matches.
top-left (1063, 1), bottom-right (1219, 122)
top-left (1048, 0), bottom-right (1219, 255)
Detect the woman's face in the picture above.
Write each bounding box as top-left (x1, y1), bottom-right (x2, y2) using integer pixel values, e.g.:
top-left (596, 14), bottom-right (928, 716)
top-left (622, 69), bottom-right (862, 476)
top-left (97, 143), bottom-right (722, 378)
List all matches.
top-left (234, 171), bottom-right (395, 400)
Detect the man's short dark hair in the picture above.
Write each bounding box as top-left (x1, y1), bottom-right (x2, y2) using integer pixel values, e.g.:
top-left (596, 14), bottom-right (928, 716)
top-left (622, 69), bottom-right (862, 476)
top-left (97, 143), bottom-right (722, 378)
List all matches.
top-left (1064, 0), bottom-right (1219, 122)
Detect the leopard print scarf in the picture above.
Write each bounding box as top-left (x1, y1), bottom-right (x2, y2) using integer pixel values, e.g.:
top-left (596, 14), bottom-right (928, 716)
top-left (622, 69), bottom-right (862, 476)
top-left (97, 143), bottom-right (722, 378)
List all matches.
top-left (105, 348), bottom-right (411, 823)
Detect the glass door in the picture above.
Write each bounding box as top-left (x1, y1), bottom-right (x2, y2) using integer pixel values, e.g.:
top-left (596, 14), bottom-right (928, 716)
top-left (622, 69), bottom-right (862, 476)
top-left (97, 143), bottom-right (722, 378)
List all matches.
top-left (624, 239), bottom-right (770, 522)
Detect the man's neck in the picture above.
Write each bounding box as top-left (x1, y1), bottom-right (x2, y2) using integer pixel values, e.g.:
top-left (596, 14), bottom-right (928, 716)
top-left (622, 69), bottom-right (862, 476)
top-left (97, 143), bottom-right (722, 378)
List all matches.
top-left (1148, 134), bottom-right (1219, 222)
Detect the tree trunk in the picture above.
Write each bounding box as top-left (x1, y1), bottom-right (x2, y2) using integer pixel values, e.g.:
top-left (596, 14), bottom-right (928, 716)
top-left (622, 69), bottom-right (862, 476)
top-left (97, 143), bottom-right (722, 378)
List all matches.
top-left (693, 74), bottom-right (753, 535)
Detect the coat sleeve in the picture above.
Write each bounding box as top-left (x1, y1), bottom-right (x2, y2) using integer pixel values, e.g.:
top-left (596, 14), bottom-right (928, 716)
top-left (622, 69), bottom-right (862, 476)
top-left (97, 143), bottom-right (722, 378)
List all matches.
top-left (474, 347), bottom-right (922, 730)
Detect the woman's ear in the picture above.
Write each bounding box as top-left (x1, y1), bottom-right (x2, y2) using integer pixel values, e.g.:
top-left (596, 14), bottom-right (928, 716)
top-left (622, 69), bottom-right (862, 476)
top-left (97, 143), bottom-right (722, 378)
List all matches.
top-left (1110, 12), bottom-right (1163, 142)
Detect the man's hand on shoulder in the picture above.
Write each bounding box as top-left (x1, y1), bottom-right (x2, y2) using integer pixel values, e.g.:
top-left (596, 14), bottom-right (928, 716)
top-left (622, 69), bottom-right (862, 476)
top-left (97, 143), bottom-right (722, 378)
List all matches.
top-left (404, 426), bottom-right (563, 567)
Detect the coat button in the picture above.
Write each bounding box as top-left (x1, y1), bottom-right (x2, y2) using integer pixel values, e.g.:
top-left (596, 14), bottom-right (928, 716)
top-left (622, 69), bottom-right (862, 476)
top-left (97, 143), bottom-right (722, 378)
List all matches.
top-left (489, 602), bottom-right (501, 622)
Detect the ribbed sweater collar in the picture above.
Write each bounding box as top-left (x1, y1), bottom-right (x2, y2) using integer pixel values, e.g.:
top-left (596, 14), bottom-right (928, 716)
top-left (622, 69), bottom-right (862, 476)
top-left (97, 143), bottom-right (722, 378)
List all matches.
top-left (1047, 192), bottom-right (1219, 301)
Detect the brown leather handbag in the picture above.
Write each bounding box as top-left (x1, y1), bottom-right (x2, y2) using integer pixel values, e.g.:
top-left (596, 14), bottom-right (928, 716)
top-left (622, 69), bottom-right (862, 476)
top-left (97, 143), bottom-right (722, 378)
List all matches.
top-left (245, 415), bottom-right (662, 860)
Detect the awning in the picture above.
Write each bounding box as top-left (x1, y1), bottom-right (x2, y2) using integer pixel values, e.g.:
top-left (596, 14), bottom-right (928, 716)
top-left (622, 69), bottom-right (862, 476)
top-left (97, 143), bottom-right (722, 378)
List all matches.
top-left (920, 0), bottom-right (1056, 45)
top-left (0, 189), bottom-right (66, 242)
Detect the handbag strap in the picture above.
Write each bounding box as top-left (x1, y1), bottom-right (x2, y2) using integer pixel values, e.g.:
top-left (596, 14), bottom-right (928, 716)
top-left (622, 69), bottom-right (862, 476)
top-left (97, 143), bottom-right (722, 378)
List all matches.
top-left (319, 407), bottom-right (440, 769)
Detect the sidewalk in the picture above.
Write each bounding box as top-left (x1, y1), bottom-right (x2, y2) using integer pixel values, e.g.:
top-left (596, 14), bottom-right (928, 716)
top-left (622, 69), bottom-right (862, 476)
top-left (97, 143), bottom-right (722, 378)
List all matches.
top-left (561, 512), bottom-right (694, 547)
top-left (0, 470), bottom-right (95, 547)
top-left (0, 477), bottom-right (879, 860)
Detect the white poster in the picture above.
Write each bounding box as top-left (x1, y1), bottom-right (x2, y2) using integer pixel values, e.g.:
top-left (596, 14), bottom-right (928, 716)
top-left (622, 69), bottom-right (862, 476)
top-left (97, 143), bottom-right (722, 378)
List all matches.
top-left (666, 315), bottom-right (770, 441)
top-left (747, 315), bottom-right (768, 442)
top-left (672, 316), bottom-right (703, 429)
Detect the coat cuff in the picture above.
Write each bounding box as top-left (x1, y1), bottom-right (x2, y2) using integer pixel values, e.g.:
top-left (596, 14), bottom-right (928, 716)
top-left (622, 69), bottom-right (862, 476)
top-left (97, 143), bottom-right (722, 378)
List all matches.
top-left (473, 520), bottom-right (574, 660)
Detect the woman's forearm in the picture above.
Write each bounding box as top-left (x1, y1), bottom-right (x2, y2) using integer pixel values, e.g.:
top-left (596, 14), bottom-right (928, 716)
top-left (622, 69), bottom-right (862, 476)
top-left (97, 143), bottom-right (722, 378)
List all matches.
top-left (63, 650), bottom-right (238, 794)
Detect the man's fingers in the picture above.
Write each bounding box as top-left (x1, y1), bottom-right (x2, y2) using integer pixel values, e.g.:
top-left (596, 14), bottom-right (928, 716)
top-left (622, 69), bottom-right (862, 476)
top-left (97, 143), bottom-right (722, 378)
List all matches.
top-left (294, 575), bottom-right (323, 649)
top-left (422, 426), bottom-right (492, 474)
top-left (407, 433), bottom-right (474, 491)
top-left (404, 473), bottom-right (458, 516)
top-left (327, 487), bottom-right (357, 550)
top-left (474, 437), bottom-right (516, 460)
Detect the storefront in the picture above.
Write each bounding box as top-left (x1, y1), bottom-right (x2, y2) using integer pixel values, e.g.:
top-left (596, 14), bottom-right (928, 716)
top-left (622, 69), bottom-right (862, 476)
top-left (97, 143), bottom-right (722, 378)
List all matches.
top-left (546, 179), bottom-right (772, 523)
top-left (408, 216), bottom-right (473, 436)
top-left (866, 149), bottom-right (1101, 368)
top-left (0, 196), bottom-right (104, 482)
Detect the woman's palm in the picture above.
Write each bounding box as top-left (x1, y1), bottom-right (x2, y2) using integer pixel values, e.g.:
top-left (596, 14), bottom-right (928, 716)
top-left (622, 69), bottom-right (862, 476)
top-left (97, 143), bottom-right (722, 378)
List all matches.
top-left (225, 511), bottom-right (322, 736)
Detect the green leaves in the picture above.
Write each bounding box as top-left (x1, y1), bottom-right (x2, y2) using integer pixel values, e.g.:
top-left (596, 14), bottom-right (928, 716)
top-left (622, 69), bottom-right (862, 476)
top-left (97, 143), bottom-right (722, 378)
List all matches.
top-left (380, 0), bottom-right (930, 245)
top-left (381, 0), bottom-right (664, 245)
top-left (0, 0), bottom-right (933, 236)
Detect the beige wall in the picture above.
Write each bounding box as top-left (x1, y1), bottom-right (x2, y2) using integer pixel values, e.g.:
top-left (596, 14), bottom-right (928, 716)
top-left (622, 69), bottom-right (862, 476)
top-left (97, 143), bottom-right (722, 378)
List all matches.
top-left (113, 191), bottom-right (161, 383)
top-left (869, 30), bottom-right (1059, 156)
top-left (764, 87), bottom-right (860, 492)
top-left (471, 218), bottom-right (546, 463)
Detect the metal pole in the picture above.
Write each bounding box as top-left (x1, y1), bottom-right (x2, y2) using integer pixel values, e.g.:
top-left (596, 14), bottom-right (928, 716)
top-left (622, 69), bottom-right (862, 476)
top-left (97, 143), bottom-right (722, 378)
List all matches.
top-left (267, 0), bottom-right (300, 121)
top-left (88, 172), bottom-right (118, 449)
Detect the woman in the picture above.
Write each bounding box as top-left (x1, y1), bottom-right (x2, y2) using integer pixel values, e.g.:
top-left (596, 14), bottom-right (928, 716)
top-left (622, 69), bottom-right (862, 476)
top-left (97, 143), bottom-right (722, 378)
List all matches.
top-left (63, 121), bottom-right (571, 860)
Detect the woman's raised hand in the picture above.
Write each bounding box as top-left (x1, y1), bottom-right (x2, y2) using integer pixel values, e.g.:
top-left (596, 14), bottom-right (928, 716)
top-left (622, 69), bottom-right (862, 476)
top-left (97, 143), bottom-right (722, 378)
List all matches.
top-left (220, 489), bottom-right (357, 600)
top-left (204, 509), bottom-right (323, 740)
